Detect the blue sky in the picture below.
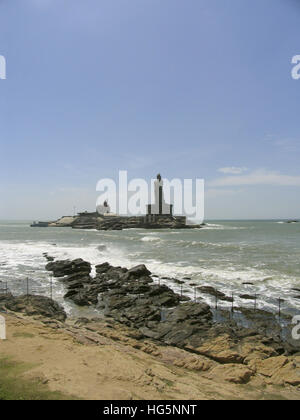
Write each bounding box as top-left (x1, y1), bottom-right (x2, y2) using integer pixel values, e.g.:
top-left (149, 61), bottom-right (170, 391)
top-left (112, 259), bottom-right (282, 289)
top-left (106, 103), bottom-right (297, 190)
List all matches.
top-left (0, 0), bottom-right (300, 219)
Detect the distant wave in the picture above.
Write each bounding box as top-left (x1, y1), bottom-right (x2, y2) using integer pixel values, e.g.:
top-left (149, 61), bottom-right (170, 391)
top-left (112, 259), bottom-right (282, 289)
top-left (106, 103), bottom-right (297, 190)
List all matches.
top-left (201, 223), bottom-right (248, 230)
top-left (140, 236), bottom-right (162, 243)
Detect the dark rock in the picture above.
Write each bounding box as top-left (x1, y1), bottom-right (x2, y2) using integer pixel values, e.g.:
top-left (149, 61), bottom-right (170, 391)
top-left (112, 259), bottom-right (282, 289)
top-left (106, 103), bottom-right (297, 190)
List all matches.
top-left (103, 295), bottom-right (137, 312)
top-left (179, 295), bottom-right (191, 302)
top-left (163, 325), bottom-right (197, 346)
top-left (64, 289), bottom-right (78, 299)
top-left (43, 259), bottom-right (296, 357)
top-left (173, 279), bottom-right (185, 285)
top-left (147, 285), bottom-right (171, 297)
top-left (1, 294), bottom-right (66, 322)
top-left (95, 262), bottom-right (112, 274)
top-left (43, 253), bottom-right (55, 262)
top-left (46, 258), bottom-right (91, 278)
top-left (68, 290), bottom-right (91, 306)
top-left (156, 294), bottom-right (179, 307)
top-left (198, 286), bottom-right (233, 302)
top-left (139, 327), bottom-right (161, 340)
top-left (240, 294), bottom-right (256, 300)
top-left (126, 264), bottom-right (152, 279)
top-left (0, 292), bottom-right (14, 311)
top-left (165, 301), bottom-right (212, 323)
top-left (61, 272), bottom-right (92, 284)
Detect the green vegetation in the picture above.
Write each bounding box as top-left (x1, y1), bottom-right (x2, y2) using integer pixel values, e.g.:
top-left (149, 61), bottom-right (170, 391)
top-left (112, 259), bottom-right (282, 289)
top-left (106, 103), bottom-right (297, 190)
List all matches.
top-left (0, 356), bottom-right (77, 400)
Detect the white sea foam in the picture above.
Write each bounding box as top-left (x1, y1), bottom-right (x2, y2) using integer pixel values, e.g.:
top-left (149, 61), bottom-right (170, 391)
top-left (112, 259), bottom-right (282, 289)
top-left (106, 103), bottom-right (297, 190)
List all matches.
top-left (140, 236), bottom-right (161, 242)
top-left (1, 221), bottom-right (300, 316)
top-left (201, 223), bottom-right (248, 230)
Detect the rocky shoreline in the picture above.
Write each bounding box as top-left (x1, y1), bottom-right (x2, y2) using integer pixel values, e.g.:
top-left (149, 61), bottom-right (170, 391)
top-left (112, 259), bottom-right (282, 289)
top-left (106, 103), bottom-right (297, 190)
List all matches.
top-left (1, 257), bottom-right (299, 395)
top-left (46, 259), bottom-right (300, 354)
top-left (44, 258), bottom-right (299, 356)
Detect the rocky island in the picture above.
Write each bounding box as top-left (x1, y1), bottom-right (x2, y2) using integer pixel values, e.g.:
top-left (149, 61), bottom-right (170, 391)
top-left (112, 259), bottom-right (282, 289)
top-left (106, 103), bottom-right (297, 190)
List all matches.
top-left (31, 175), bottom-right (203, 230)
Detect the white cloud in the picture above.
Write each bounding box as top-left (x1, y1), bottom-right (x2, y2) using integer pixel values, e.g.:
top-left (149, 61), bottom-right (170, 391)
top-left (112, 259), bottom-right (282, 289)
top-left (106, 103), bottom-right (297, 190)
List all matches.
top-left (209, 169), bottom-right (300, 187)
top-left (218, 167), bottom-right (248, 175)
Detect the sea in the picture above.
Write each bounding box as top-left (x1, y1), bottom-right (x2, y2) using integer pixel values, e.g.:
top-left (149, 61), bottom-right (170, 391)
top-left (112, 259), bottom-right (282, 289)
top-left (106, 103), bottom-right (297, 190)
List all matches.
top-left (0, 220), bottom-right (299, 319)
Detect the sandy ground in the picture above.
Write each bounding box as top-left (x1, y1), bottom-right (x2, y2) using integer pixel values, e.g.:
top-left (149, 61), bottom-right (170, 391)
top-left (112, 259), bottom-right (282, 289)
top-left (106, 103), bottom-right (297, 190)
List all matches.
top-left (0, 313), bottom-right (299, 400)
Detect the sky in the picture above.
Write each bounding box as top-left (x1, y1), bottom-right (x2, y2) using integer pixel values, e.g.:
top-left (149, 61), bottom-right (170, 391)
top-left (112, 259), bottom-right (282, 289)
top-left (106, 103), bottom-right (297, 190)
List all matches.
top-left (0, 0), bottom-right (300, 220)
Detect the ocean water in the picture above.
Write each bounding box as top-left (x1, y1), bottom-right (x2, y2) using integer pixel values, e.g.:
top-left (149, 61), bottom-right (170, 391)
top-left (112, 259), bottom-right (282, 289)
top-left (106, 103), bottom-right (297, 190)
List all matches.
top-left (0, 220), bottom-right (299, 318)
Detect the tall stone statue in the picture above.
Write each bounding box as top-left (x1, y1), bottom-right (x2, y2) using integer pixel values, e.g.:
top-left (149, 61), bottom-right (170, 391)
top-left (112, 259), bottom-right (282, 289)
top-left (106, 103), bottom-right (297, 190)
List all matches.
top-left (147, 174), bottom-right (173, 216)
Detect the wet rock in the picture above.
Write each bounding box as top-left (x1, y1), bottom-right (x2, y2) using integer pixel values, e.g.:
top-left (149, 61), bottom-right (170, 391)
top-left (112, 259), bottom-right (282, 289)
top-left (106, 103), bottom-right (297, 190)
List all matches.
top-left (62, 271), bottom-right (92, 284)
top-left (198, 286), bottom-right (233, 302)
top-left (126, 264), bottom-right (151, 279)
top-left (240, 294), bottom-right (256, 300)
top-left (173, 279), bottom-right (185, 285)
top-left (43, 253), bottom-right (55, 262)
top-left (46, 258), bottom-right (91, 278)
top-left (95, 262), bottom-right (112, 274)
top-left (67, 290), bottom-right (93, 306)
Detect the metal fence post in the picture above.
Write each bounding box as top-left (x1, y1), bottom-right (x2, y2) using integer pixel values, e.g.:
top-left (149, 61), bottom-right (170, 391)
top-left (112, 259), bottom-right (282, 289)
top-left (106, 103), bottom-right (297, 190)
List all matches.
top-left (50, 275), bottom-right (53, 300)
top-left (278, 298), bottom-right (283, 318)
